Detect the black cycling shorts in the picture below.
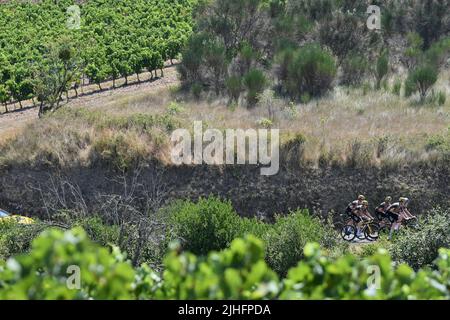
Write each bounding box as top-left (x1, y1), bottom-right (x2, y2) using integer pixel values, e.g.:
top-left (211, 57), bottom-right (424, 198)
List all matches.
top-left (376, 210), bottom-right (388, 221)
top-left (387, 211), bottom-right (399, 223)
top-left (351, 213), bottom-right (362, 223)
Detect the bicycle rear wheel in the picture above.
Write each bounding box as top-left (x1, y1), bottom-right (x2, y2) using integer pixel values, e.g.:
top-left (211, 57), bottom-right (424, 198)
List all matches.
top-left (341, 225), bottom-right (356, 241)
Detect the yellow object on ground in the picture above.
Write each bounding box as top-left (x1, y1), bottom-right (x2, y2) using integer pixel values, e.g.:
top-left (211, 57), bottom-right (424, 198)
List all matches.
top-left (0, 209), bottom-right (34, 225)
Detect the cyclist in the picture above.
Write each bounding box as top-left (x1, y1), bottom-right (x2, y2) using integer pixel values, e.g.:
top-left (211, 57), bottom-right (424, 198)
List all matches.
top-left (375, 196), bottom-right (392, 222)
top-left (386, 198), bottom-right (407, 239)
top-left (399, 197), bottom-right (416, 221)
top-left (345, 195), bottom-right (365, 217)
top-left (356, 200), bottom-right (374, 221)
top-left (353, 200), bottom-right (374, 236)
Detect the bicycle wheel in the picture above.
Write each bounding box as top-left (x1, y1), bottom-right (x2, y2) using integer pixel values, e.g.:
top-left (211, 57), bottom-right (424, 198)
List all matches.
top-left (364, 223), bottom-right (380, 241)
top-left (341, 225), bottom-right (356, 241)
top-left (356, 226), bottom-right (366, 240)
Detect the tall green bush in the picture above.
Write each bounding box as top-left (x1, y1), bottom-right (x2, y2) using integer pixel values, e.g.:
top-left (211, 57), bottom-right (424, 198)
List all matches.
top-left (168, 197), bottom-right (243, 255)
top-left (243, 69), bottom-right (267, 107)
top-left (390, 208), bottom-right (450, 270)
top-left (405, 64), bottom-right (438, 101)
top-left (276, 44), bottom-right (336, 99)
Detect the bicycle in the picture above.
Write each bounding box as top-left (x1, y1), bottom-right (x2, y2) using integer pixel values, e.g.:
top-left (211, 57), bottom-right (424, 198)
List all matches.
top-left (340, 216), bottom-right (380, 242)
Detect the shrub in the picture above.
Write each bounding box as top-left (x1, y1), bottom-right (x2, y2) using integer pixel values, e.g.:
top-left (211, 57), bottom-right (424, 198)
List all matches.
top-left (276, 44), bottom-right (336, 99)
top-left (281, 243), bottom-right (450, 300)
top-left (340, 55), bottom-right (368, 86)
top-left (166, 198), bottom-right (338, 276)
top-left (263, 210), bottom-right (337, 276)
top-left (154, 236), bottom-right (280, 300)
top-left (226, 76), bottom-right (242, 104)
top-left (190, 83), bottom-right (203, 100)
top-left (318, 11), bottom-right (367, 63)
top-left (256, 117), bottom-right (274, 128)
top-left (243, 69), bottom-right (267, 107)
top-left (437, 91), bottom-right (446, 106)
top-left (2, 228), bottom-right (450, 300)
top-left (392, 79), bottom-right (402, 96)
top-left (0, 221), bottom-right (44, 260)
top-left (167, 197), bottom-right (242, 255)
top-left (375, 50), bottom-right (389, 89)
top-left (0, 227), bottom-right (136, 299)
top-left (390, 208), bottom-right (450, 270)
top-left (405, 64), bottom-right (438, 101)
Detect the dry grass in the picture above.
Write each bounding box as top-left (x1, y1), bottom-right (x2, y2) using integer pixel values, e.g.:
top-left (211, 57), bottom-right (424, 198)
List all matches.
top-left (0, 69), bottom-right (449, 169)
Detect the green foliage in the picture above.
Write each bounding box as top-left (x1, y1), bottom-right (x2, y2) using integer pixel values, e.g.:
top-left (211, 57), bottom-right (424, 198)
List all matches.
top-left (405, 64), bottom-right (438, 101)
top-left (1, 228), bottom-right (449, 300)
top-left (154, 236), bottom-right (280, 299)
top-left (167, 197), bottom-right (338, 276)
top-left (281, 243), bottom-right (450, 300)
top-left (436, 91), bottom-right (446, 106)
top-left (0, 0), bottom-right (196, 112)
top-left (276, 44), bottom-right (336, 99)
top-left (390, 208), bottom-right (450, 270)
top-left (375, 50), bottom-right (389, 90)
top-left (392, 79), bottom-right (402, 96)
top-left (341, 55), bottom-right (368, 86)
top-left (226, 76), bottom-right (243, 104)
top-left (256, 118), bottom-right (274, 129)
top-left (0, 222), bottom-right (44, 261)
top-left (168, 197), bottom-right (242, 255)
top-left (403, 32), bottom-right (423, 68)
top-left (0, 227), bottom-right (136, 299)
top-left (243, 69), bottom-right (267, 107)
top-left (263, 211), bottom-right (337, 276)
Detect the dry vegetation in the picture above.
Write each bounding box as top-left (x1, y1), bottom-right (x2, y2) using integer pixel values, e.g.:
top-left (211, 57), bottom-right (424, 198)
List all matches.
top-left (0, 69), bottom-right (449, 170)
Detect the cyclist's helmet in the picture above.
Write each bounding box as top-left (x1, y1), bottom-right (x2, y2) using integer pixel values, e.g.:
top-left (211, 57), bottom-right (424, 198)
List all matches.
top-left (362, 200), bottom-right (369, 206)
top-left (385, 196), bottom-right (392, 202)
top-left (400, 197), bottom-right (410, 206)
top-left (358, 195), bottom-right (365, 201)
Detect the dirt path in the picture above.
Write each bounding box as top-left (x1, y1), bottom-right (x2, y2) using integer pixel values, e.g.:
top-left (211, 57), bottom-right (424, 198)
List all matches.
top-left (0, 65), bottom-right (180, 135)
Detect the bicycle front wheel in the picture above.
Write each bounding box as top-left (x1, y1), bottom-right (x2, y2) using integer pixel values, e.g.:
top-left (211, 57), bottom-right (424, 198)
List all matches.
top-left (364, 223), bottom-right (380, 241)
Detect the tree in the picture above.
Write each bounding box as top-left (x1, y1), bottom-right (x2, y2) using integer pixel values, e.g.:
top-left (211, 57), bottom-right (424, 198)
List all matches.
top-left (318, 11), bottom-right (369, 65)
top-left (194, 0), bottom-right (271, 58)
top-left (33, 40), bottom-right (81, 117)
top-left (276, 44), bottom-right (336, 99)
top-left (375, 50), bottom-right (389, 90)
top-left (0, 84), bottom-right (9, 113)
top-left (243, 68), bottom-right (267, 107)
top-left (405, 64), bottom-right (438, 102)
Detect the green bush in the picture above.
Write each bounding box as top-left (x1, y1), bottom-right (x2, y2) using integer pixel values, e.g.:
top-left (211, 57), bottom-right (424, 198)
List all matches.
top-left (166, 198), bottom-right (338, 275)
top-left (281, 243), bottom-right (450, 300)
top-left (276, 44), bottom-right (336, 99)
top-left (437, 91), bottom-right (446, 106)
top-left (340, 55), bottom-right (368, 86)
top-left (392, 79), bottom-right (402, 96)
top-left (168, 197), bottom-right (243, 255)
top-left (390, 208), bottom-right (450, 270)
top-left (263, 210), bottom-right (337, 276)
top-left (0, 221), bottom-right (44, 260)
top-left (243, 69), bottom-right (267, 107)
top-left (0, 227), bottom-right (136, 299)
top-left (405, 64), bottom-right (438, 101)
top-left (375, 50), bottom-right (389, 90)
top-left (2, 228), bottom-right (450, 300)
top-left (226, 76), bottom-right (243, 104)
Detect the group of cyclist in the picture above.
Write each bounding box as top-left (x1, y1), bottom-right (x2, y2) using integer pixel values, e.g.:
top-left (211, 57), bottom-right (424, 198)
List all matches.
top-left (345, 195), bottom-right (416, 239)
